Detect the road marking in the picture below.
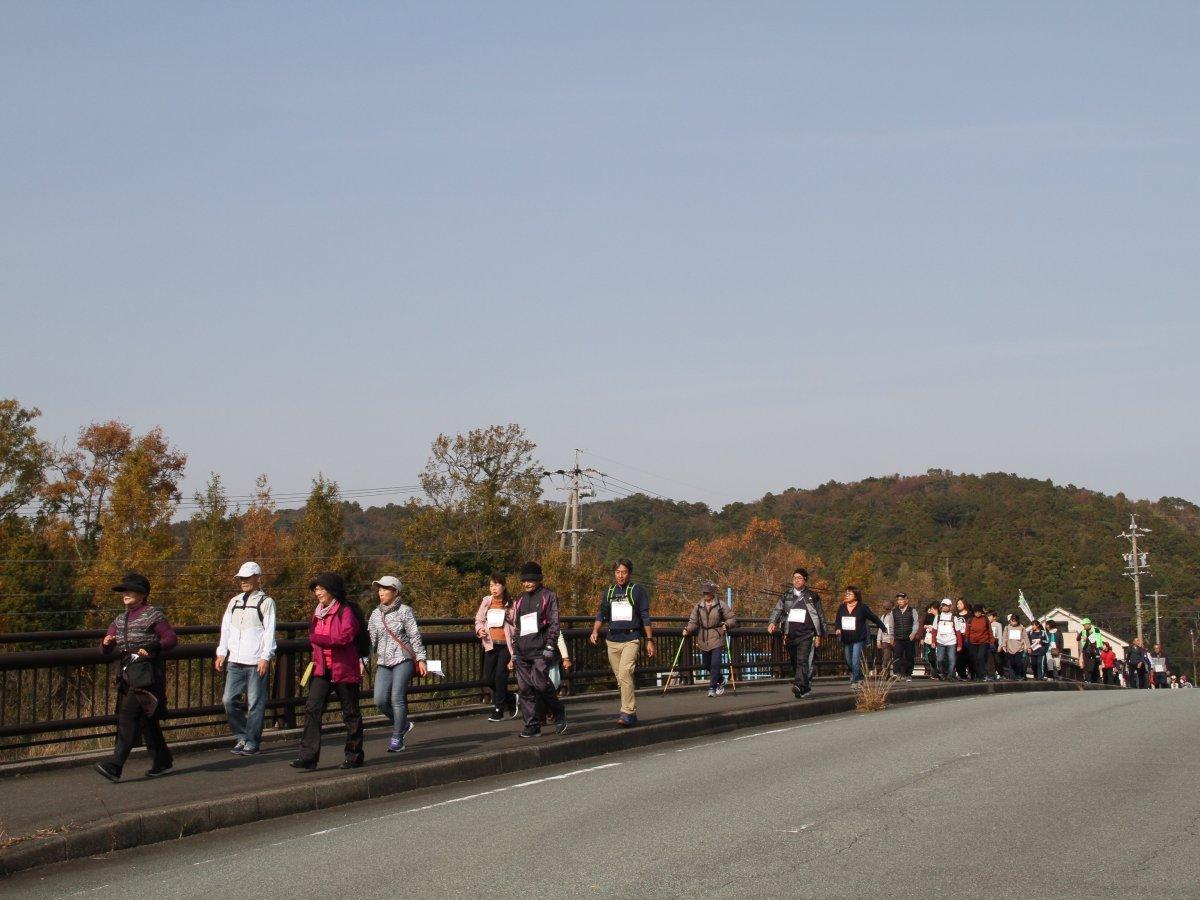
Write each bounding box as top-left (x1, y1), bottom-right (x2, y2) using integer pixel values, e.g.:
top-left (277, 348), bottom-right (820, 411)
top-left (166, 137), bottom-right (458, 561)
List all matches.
top-left (676, 739), bottom-right (728, 752)
top-left (306, 762), bottom-right (622, 838)
top-left (775, 823), bottom-right (815, 834)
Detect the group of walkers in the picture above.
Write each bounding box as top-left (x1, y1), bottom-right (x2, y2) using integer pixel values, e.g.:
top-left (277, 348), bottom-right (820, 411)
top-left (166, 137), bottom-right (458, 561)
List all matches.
top-left (92, 560), bottom-right (1186, 782)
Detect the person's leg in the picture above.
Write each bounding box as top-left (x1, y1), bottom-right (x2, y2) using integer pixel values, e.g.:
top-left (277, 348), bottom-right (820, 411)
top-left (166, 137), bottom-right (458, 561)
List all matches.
top-left (881, 645), bottom-right (893, 677)
top-left (223, 663), bottom-right (249, 745)
top-left (792, 636), bottom-right (814, 693)
top-left (513, 655), bottom-right (539, 729)
top-left (373, 664), bottom-right (396, 728)
top-left (141, 706), bottom-right (173, 769)
top-left (109, 690), bottom-right (142, 772)
top-left (843, 642), bottom-right (855, 682)
top-left (481, 648), bottom-right (499, 707)
top-left (497, 645), bottom-right (515, 710)
top-left (706, 648), bottom-right (722, 688)
top-left (245, 666), bottom-right (269, 750)
top-left (903, 640), bottom-right (917, 676)
top-left (390, 659), bottom-right (413, 739)
top-left (618, 640), bottom-right (639, 714)
top-left (605, 640), bottom-right (624, 707)
top-left (533, 656), bottom-right (565, 723)
top-left (298, 675), bottom-right (332, 764)
top-left (336, 682), bottom-right (364, 764)
top-left (976, 645), bottom-right (990, 680)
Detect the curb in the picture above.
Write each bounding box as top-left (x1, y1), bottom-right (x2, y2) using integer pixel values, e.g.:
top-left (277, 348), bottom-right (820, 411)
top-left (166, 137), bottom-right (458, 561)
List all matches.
top-left (0, 679), bottom-right (1107, 877)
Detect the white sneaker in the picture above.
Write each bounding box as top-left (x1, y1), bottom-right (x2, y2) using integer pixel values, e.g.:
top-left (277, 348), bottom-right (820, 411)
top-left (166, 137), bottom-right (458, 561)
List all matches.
top-left (715, 684), bottom-right (726, 696)
top-left (707, 688), bottom-right (716, 697)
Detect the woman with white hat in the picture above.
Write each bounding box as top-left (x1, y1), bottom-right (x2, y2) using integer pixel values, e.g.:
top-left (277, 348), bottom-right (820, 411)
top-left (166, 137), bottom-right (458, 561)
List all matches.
top-left (368, 575), bottom-right (427, 752)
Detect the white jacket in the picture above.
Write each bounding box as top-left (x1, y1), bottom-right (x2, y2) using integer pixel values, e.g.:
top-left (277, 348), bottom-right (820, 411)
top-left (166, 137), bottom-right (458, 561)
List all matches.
top-left (216, 590), bottom-right (277, 665)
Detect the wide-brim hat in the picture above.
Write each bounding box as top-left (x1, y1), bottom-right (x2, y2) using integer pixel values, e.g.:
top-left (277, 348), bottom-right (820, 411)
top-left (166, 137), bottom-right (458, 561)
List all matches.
top-left (112, 573), bottom-right (151, 595)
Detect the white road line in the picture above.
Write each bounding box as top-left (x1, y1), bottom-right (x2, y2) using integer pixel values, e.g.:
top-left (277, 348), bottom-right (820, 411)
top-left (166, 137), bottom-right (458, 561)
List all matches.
top-left (676, 739), bottom-right (729, 752)
top-left (306, 762), bottom-right (622, 838)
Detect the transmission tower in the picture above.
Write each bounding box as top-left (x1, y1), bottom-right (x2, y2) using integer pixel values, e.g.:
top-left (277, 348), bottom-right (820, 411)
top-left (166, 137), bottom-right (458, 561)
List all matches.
top-left (546, 450), bottom-right (598, 567)
top-left (1120, 514), bottom-right (1151, 642)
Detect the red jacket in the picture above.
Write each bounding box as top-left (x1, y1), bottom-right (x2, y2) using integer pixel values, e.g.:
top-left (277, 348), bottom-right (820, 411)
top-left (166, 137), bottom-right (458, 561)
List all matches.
top-left (309, 601), bottom-right (362, 683)
top-left (1100, 649), bottom-right (1117, 669)
top-left (966, 615), bottom-right (991, 646)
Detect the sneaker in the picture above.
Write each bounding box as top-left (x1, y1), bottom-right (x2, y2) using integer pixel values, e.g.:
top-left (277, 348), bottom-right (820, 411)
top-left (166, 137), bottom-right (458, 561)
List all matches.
top-left (715, 684), bottom-right (726, 696)
top-left (339, 760), bottom-right (363, 769)
top-left (145, 764), bottom-right (173, 778)
top-left (235, 746), bottom-right (259, 756)
top-left (792, 685), bottom-right (803, 698)
top-left (509, 704), bottom-right (520, 719)
top-left (387, 737), bottom-right (405, 753)
top-left (905, 677), bottom-right (913, 682)
top-left (487, 709), bottom-right (505, 722)
top-left (289, 759), bottom-right (317, 771)
top-left (230, 740), bottom-right (247, 755)
top-left (94, 762), bottom-right (121, 783)
top-left (707, 688), bottom-right (716, 698)
top-left (800, 687), bottom-right (813, 698)
top-left (618, 713), bottom-right (638, 728)
top-left (519, 727), bottom-right (541, 738)
top-left (405, 720), bottom-right (414, 736)
top-left (554, 718), bottom-right (568, 735)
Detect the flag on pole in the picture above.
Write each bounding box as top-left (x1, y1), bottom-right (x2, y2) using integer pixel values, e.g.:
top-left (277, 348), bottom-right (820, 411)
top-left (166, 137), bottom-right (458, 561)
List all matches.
top-left (1018, 589), bottom-right (1035, 623)
top-left (726, 586), bottom-right (733, 609)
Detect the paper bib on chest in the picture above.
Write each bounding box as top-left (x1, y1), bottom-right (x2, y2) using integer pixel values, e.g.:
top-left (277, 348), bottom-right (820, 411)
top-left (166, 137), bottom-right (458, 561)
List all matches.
top-left (787, 607), bottom-right (807, 624)
top-left (486, 608), bottom-right (506, 629)
top-left (610, 600), bottom-right (634, 622)
top-left (519, 611), bottom-right (539, 636)
top-left (840, 615), bottom-right (856, 631)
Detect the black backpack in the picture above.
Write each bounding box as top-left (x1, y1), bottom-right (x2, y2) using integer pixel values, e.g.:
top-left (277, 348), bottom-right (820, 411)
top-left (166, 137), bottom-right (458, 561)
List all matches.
top-left (346, 600), bottom-right (373, 659)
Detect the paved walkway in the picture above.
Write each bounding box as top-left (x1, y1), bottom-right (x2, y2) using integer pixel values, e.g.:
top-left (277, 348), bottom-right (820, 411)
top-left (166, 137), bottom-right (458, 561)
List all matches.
top-left (0, 679), bottom-right (856, 840)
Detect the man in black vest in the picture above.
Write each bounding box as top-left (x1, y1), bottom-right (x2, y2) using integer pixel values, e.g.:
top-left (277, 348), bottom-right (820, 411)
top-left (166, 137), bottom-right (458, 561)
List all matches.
top-left (767, 567), bottom-right (825, 698)
top-left (508, 562), bottom-right (567, 738)
top-left (888, 593), bottom-right (919, 680)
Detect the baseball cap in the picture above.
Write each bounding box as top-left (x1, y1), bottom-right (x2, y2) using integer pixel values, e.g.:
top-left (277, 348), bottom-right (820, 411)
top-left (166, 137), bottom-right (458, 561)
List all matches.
top-left (701, 581), bottom-right (717, 595)
top-left (235, 562), bottom-right (262, 579)
top-left (372, 575), bottom-right (403, 592)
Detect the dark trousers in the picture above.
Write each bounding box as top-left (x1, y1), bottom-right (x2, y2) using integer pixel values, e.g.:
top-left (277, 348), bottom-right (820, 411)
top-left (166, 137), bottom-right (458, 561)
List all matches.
top-left (701, 646), bottom-right (725, 687)
top-left (1030, 653), bottom-right (1046, 679)
top-left (968, 643), bottom-right (990, 680)
top-left (513, 655), bottom-right (564, 729)
top-left (1132, 669), bottom-right (1148, 689)
top-left (893, 639), bottom-right (916, 677)
top-left (788, 635), bottom-right (816, 692)
top-left (298, 675), bottom-right (364, 765)
top-left (482, 646), bottom-right (515, 710)
top-left (110, 689), bottom-right (172, 773)
top-left (1102, 668), bottom-right (1116, 685)
top-left (1006, 652), bottom-right (1027, 680)
top-left (955, 646), bottom-right (970, 679)
top-left (987, 648), bottom-right (1000, 679)
top-left (1084, 657), bottom-right (1101, 684)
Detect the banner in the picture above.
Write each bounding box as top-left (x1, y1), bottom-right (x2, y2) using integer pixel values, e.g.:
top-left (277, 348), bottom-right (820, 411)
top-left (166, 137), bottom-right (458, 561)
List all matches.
top-left (1018, 589), bottom-right (1036, 623)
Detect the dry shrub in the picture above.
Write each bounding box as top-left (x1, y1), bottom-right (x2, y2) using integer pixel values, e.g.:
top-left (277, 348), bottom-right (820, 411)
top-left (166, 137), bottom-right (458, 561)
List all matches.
top-left (855, 668), bottom-right (897, 712)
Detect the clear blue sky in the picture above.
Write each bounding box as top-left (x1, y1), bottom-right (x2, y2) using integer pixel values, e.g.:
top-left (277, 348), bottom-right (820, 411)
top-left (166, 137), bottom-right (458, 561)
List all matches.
top-left (2, 2), bottom-right (1197, 512)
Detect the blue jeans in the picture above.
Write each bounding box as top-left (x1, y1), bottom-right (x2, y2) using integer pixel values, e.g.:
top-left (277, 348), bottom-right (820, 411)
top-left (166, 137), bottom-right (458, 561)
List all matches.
top-left (843, 640), bottom-right (867, 683)
top-left (223, 662), bottom-right (269, 750)
top-left (374, 660), bottom-right (414, 739)
top-left (935, 644), bottom-right (957, 680)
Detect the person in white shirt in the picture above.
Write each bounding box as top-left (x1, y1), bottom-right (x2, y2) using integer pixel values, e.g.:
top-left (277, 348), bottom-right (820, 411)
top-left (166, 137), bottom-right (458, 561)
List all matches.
top-left (215, 562), bottom-right (277, 755)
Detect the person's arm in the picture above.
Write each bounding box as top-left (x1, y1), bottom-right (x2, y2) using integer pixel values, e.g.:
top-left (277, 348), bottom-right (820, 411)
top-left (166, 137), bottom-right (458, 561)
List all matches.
top-left (637, 585), bottom-right (654, 657)
top-left (404, 607), bottom-right (427, 661)
top-left (767, 596), bottom-right (784, 633)
top-left (865, 606), bottom-right (887, 632)
top-left (589, 592), bottom-right (607, 644)
top-left (367, 610), bottom-right (380, 655)
top-left (545, 592), bottom-right (561, 649)
top-left (557, 634), bottom-right (570, 664)
top-left (474, 598), bottom-right (489, 638)
top-left (216, 601), bottom-right (233, 665)
top-left (151, 618), bottom-right (178, 655)
top-left (325, 605), bottom-right (359, 647)
top-left (834, 603), bottom-right (845, 636)
top-left (101, 620), bottom-right (119, 654)
top-left (683, 604), bottom-right (699, 636)
top-left (259, 597), bottom-right (277, 662)
top-left (725, 606), bottom-right (738, 632)
top-left (504, 611), bottom-right (515, 658)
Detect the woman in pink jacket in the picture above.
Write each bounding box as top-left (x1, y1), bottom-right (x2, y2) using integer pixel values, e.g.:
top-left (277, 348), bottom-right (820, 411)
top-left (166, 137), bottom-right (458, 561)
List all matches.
top-left (291, 572), bottom-right (364, 771)
top-left (474, 573), bottom-right (517, 722)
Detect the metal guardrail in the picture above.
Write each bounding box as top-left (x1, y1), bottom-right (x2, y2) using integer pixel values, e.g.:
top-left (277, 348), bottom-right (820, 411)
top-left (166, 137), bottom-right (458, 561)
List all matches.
top-left (0, 619), bottom-right (1086, 755)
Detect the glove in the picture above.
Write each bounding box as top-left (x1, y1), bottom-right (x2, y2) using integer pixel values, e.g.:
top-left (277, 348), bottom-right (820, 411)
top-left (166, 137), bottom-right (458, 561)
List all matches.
top-left (542, 647), bottom-right (555, 660)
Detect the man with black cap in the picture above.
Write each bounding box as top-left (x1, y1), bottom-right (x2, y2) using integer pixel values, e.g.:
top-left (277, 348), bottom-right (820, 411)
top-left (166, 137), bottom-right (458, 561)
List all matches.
top-left (767, 567), bottom-right (825, 699)
top-left (883, 593), bottom-right (920, 680)
top-left (504, 562), bottom-right (567, 738)
top-left (95, 573), bottom-right (178, 782)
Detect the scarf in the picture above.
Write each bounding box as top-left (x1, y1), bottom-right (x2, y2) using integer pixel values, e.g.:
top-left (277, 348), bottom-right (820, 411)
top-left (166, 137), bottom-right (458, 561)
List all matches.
top-left (314, 599), bottom-right (338, 620)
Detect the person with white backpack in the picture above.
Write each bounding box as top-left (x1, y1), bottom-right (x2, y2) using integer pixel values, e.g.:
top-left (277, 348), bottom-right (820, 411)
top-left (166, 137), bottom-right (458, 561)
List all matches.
top-left (682, 581), bottom-right (737, 696)
top-left (215, 562), bottom-right (277, 756)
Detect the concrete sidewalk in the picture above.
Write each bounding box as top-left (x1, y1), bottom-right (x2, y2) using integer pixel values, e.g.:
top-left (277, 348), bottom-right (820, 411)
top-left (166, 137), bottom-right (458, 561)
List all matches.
top-left (0, 677), bottom-right (1107, 876)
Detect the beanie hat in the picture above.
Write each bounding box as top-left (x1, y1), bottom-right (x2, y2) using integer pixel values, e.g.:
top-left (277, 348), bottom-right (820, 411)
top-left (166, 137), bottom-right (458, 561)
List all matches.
top-left (307, 572), bottom-right (347, 601)
top-left (519, 561), bottom-right (543, 582)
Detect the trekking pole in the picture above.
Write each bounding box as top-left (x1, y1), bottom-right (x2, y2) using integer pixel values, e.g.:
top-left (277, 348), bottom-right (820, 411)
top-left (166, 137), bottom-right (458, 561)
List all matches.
top-left (662, 636), bottom-right (686, 694)
top-left (725, 634), bottom-right (737, 693)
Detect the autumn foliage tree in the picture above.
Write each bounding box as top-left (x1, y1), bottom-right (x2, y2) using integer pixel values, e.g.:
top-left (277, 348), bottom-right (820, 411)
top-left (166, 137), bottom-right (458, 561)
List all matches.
top-left (656, 518), bottom-right (828, 619)
top-left (178, 474), bottom-right (239, 625)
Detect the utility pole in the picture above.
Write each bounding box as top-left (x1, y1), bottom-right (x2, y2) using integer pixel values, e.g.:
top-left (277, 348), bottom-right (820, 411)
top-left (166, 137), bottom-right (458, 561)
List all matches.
top-left (553, 450), bottom-right (596, 567)
top-left (1149, 591), bottom-right (1167, 647)
top-left (1119, 515), bottom-right (1151, 642)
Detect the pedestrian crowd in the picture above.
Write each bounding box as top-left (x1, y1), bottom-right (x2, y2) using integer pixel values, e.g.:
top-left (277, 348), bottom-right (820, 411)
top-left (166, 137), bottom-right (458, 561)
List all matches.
top-left (92, 561), bottom-right (1187, 782)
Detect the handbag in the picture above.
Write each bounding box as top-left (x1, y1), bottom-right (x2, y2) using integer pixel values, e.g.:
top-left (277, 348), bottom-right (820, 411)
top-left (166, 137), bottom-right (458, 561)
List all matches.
top-left (121, 612), bottom-right (157, 690)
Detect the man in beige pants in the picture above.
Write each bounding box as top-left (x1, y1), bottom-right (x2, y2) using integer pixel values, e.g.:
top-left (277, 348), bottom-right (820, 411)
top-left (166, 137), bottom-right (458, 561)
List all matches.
top-left (589, 558), bottom-right (654, 727)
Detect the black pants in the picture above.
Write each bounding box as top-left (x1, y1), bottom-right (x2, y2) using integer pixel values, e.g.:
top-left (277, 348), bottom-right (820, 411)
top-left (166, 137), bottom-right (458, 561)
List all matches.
top-left (482, 645), bottom-right (515, 711)
top-left (110, 688), bottom-right (172, 773)
top-left (1006, 652), bottom-right (1027, 680)
top-left (968, 643), bottom-right (990, 680)
top-left (788, 635), bottom-right (816, 693)
top-left (893, 639), bottom-right (916, 677)
top-left (1103, 668), bottom-right (1116, 685)
top-left (1084, 656), bottom-right (1101, 683)
top-left (702, 646), bottom-right (725, 687)
top-left (298, 675), bottom-right (364, 765)
top-left (513, 655), bottom-right (564, 729)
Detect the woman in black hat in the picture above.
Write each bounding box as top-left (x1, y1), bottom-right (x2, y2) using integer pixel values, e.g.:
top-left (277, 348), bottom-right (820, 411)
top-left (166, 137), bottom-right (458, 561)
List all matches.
top-left (95, 573), bottom-right (179, 782)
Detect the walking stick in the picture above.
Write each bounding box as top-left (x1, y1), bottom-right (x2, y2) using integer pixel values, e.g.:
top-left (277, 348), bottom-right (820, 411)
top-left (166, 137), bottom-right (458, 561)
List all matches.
top-left (725, 634), bottom-right (737, 692)
top-left (662, 636), bottom-right (686, 694)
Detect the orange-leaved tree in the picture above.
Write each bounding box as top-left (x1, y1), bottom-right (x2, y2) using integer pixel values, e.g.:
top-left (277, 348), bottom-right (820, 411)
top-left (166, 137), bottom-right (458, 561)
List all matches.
top-left (655, 518), bottom-right (828, 620)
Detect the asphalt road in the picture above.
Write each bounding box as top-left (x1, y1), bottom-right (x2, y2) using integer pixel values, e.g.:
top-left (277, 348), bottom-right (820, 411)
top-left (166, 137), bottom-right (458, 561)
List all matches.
top-left (5, 690), bottom-right (1197, 899)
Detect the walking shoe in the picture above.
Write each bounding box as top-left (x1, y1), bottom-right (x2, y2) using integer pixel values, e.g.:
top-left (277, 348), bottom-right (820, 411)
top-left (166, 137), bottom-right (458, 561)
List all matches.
top-left (800, 687), bottom-right (813, 698)
top-left (792, 685), bottom-right (803, 698)
top-left (289, 759), bottom-right (317, 770)
top-left (405, 720), bottom-right (414, 737)
top-left (905, 677), bottom-right (913, 682)
top-left (617, 713), bottom-right (638, 727)
top-left (230, 740), bottom-right (247, 755)
top-left (94, 762), bottom-right (121, 783)
top-left (487, 708), bottom-right (505, 722)
top-left (715, 684), bottom-right (726, 696)
top-left (235, 746), bottom-right (259, 756)
top-left (509, 704), bottom-right (520, 719)
top-left (387, 737), bottom-right (405, 752)
top-left (518, 727), bottom-right (541, 738)
top-left (554, 718), bottom-right (568, 735)
top-left (339, 760), bottom-right (363, 769)
top-left (145, 764), bottom-right (173, 778)
top-left (707, 688), bottom-right (716, 697)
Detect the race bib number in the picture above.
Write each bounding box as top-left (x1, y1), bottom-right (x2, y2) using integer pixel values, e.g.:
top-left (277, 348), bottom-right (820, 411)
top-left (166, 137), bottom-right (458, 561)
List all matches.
top-left (840, 616), bottom-right (856, 631)
top-left (1008, 628), bottom-right (1023, 641)
top-left (520, 611), bottom-right (539, 636)
top-left (486, 609), bottom-right (506, 629)
top-left (1154, 662), bottom-right (1165, 673)
top-left (611, 600), bottom-right (634, 622)
top-left (787, 607), bottom-right (807, 624)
